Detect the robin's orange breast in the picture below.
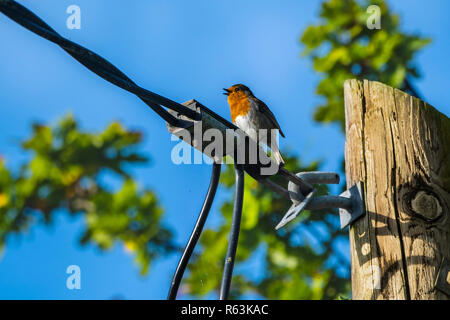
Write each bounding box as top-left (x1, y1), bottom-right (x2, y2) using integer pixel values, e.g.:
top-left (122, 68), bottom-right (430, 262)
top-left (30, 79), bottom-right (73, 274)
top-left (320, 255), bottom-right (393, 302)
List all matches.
top-left (228, 94), bottom-right (251, 123)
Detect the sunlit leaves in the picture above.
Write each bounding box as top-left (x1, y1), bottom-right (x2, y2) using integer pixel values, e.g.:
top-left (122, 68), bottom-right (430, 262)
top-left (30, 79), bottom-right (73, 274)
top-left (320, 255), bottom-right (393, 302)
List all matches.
top-left (0, 115), bottom-right (172, 274)
top-left (301, 0), bottom-right (430, 130)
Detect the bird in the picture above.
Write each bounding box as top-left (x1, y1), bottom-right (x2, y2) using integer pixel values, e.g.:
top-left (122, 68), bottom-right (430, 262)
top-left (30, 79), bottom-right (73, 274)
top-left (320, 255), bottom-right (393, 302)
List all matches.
top-left (223, 84), bottom-right (285, 166)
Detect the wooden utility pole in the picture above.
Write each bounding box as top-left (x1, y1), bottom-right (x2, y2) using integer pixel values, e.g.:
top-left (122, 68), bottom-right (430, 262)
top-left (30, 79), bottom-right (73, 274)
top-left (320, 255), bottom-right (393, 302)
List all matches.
top-left (344, 79), bottom-right (450, 299)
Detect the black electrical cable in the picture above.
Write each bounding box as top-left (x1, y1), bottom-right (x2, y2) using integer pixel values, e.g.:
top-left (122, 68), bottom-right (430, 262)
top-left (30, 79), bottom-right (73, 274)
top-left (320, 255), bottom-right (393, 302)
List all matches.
top-left (0, 0), bottom-right (306, 183)
top-left (219, 163), bottom-right (245, 300)
top-left (167, 162), bottom-right (221, 300)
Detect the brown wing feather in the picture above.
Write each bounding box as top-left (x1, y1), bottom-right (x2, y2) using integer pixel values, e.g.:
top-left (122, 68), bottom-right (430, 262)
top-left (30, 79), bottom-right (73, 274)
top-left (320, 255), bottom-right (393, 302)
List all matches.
top-left (254, 98), bottom-right (285, 138)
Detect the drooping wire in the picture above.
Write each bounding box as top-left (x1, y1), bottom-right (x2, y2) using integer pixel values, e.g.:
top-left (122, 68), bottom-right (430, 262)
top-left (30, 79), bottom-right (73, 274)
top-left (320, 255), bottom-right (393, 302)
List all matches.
top-left (219, 163), bottom-right (245, 300)
top-left (167, 162), bottom-right (222, 300)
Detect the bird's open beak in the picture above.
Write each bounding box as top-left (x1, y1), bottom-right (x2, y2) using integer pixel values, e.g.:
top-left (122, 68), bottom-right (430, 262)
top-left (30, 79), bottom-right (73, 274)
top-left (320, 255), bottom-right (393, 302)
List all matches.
top-left (223, 88), bottom-right (231, 96)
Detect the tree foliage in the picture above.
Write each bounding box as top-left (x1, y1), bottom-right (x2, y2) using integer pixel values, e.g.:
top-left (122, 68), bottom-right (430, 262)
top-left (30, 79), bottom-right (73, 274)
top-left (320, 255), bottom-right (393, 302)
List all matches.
top-left (0, 115), bottom-right (350, 298)
top-left (301, 0), bottom-right (430, 129)
top-left (0, 115), bottom-right (173, 274)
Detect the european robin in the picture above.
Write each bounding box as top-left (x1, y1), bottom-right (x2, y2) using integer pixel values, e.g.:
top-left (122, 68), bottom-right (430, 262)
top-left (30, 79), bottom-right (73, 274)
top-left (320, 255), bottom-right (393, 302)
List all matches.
top-left (223, 84), bottom-right (285, 165)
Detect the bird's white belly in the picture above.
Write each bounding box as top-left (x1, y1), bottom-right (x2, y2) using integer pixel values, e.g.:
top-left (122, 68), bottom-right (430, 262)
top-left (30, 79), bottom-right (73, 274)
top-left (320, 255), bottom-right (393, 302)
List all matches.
top-left (234, 114), bottom-right (260, 142)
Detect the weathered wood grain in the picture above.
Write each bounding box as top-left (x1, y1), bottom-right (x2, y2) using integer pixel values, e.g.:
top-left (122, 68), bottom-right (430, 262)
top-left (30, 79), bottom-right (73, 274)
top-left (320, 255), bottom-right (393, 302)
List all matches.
top-left (344, 79), bottom-right (450, 299)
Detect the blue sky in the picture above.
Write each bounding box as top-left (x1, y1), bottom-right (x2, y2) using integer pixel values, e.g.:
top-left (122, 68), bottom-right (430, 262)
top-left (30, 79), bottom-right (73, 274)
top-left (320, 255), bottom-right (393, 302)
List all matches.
top-left (0, 0), bottom-right (449, 299)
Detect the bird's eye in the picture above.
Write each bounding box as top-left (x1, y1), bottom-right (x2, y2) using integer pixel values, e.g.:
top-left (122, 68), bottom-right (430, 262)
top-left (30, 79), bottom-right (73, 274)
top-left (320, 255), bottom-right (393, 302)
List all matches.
top-left (235, 87), bottom-right (240, 92)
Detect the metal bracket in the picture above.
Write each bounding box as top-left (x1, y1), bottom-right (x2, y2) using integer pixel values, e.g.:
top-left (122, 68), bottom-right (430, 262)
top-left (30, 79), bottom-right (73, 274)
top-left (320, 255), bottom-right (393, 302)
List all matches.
top-left (435, 258), bottom-right (450, 296)
top-left (275, 172), bottom-right (365, 230)
top-left (338, 182), bottom-right (365, 229)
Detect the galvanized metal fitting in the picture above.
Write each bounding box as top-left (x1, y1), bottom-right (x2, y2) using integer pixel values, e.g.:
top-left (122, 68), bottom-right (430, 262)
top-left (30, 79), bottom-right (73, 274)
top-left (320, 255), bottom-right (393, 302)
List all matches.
top-left (275, 172), bottom-right (365, 230)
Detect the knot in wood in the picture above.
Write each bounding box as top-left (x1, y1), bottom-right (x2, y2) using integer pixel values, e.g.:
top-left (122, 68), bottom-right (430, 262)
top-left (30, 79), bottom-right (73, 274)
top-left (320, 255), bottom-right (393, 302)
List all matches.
top-left (410, 190), bottom-right (442, 221)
